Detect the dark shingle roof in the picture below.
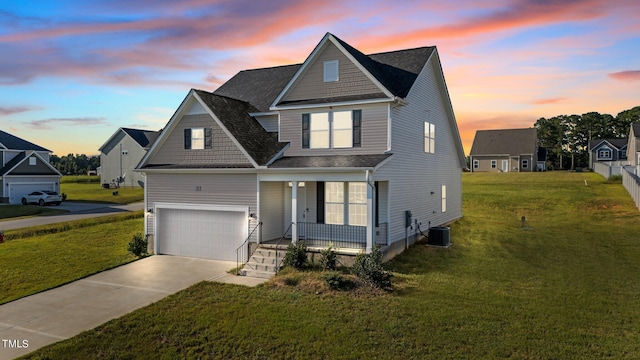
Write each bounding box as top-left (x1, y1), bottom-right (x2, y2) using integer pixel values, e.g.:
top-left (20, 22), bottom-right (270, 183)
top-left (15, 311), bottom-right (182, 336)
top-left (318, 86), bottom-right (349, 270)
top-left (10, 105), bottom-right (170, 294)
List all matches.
top-left (214, 64), bottom-right (300, 112)
top-left (0, 152), bottom-right (25, 175)
top-left (589, 138), bottom-right (628, 150)
top-left (193, 90), bottom-right (288, 166)
top-left (214, 33), bottom-right (434, 111)
top-left (268, 154), bottom-right (392, 169)
top-left (470, 128), bottom-right (538, 156)
top-left (0, 130), bottom-right (49, 151)
top-left (121, 128), bottom-right (160, 149)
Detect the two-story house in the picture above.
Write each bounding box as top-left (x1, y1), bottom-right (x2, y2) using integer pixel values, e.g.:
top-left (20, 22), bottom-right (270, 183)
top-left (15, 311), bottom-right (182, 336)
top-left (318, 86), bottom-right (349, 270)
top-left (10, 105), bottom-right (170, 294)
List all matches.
top-left (98, 127), bottom-right (160, 188)
top-left (0, 130), bottom-right (62, 204)
top-left (137, 33), bottom-right (466, 271)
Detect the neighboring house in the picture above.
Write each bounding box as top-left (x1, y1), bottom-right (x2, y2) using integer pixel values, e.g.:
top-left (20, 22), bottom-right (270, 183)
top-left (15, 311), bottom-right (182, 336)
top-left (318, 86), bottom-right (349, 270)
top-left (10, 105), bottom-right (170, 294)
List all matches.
top-left (588, 138), bottom-right (628, 169)
top-left (0, 130), bottom-right (62, 204)
top-left (99, 127), bottom-right (160, 188)
top-left (628, 123), bottom-right (640, 169)
top-left (469, 128), bottom-right (542, 172)
top-left (137, 32), bottom-right (466, 265)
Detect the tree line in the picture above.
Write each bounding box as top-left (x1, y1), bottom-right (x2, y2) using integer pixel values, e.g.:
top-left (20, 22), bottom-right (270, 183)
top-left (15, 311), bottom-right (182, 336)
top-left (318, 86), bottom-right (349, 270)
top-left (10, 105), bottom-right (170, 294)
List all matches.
top-left (534, 105), bottom-right (640, 170)
top-left (50, 153), bottom-right (100, 175)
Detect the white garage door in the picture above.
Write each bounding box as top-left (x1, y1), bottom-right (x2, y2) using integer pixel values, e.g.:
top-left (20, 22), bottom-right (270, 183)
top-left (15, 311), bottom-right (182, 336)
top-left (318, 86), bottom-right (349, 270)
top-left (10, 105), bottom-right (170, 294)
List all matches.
top-left (9, 183), bottom-right (55, 204)
top-left (157, 208), bottom-right (247, 261)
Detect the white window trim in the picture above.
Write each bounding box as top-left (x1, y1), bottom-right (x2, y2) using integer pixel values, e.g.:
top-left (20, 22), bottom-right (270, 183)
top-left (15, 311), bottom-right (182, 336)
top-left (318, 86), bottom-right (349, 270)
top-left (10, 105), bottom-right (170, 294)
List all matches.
top-left (522, 159), bottom-right (529, 168)
top-left (191, 127), bottom-right (205, 150)
top-left (491, 160), bottom-right (497, 169)
top-left (441, 185), bottom-right (447, 213)
top-left (323, 60), bottom-right (339, 82)
top-left (424, 121), bottom-right (435, 154)
top-left (597, 148), bottom-right (612, 160)
top-left (309, 111), bottom-right (353, 149)
top-left (325, 182), bottom-right (367, 226)
top-left (473, 160), bottom-right (479, 169)
top-left (309, 113), bottom-right (330, 149)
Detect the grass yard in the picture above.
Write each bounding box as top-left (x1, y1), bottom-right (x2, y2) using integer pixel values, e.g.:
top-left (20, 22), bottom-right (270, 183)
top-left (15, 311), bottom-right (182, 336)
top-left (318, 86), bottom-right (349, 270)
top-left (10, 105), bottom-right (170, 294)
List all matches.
top-left (0, 211), bottom-right (144, 305)
top-left (0, 205), bottom-right (67, 220)
top-left (60, 182), bottom-right (143, 204)
top-left (24, 172), bottom-right (640, 359)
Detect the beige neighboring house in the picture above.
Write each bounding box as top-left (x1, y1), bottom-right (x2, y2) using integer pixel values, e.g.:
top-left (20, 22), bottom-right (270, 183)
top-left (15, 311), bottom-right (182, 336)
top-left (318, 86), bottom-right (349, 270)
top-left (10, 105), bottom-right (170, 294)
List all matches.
top-left (99, 128), bottom-right (159, 188)
top-left (469, 128), bottom-right (543, 172)
top-left (136, 33), bottom-right (466, 274)
top-left (628, 123), bottom-right (640, 173)
top-left (0, 130), bottom-right (62, 204)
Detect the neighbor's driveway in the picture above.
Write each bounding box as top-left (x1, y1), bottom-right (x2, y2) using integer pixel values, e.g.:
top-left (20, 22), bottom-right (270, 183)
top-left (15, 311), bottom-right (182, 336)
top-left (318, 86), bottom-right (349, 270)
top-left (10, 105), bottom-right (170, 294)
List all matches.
top-left (0, 255), bottom-right (264, 360)
top-left (0, 201), bottom-right (144, 231)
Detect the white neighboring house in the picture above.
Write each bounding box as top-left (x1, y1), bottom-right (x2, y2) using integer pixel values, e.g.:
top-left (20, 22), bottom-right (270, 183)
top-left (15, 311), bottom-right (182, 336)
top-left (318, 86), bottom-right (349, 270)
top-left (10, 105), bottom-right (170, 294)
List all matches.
top-left (136, 33), bottom-right (466, 264)
top-left (0, 130), bottom-right (62, 204)
top-left (99, 127), bottom-right (160, 188)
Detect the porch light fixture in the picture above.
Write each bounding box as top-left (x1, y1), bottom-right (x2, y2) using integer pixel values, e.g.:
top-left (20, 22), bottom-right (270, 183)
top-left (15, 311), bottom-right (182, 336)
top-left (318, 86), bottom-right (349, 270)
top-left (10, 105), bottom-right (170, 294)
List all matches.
top-left (249, 213), bottom-right (256, 219)
top-left (147, 208), bottom-right (154, 214)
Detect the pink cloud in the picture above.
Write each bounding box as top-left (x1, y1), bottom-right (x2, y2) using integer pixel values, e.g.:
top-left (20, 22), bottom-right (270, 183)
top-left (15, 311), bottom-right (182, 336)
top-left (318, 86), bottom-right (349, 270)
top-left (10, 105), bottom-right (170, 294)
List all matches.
top-left (0, 106), bottom-right (40, 116)
top-left (608, 70), bottom-right (640, 82)
top-left (531, 98), bottom-right (568, 105)
top-left (24, 117), bottom-right (108, 130)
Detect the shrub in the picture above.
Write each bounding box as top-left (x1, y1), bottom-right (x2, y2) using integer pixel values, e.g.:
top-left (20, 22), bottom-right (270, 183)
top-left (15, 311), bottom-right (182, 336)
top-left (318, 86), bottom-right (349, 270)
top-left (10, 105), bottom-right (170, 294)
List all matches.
top-left (352, 245), bottom-right (392, 289)
top-left (322, 271), bottom-right (356, 291)
top-left (319, 245), bottom-right (337, 271)
top-left (607, 174), bottom-right (622, 183)
top-left (282, 241), bottom-right (308, 270)
top-left (127, 233), bottom-right (148, 257)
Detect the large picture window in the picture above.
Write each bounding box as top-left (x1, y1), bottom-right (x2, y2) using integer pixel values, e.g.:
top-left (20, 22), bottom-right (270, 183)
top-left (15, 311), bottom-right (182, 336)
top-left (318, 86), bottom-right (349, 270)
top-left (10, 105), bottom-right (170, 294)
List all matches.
top-left (302, 110), bottom-right (361, 149)
top-left (325, 182), bottom-right (367, 226)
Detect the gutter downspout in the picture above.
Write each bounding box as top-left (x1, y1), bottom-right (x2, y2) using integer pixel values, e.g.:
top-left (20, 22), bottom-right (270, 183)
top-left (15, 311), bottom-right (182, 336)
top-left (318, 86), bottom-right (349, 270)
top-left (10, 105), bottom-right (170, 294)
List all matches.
top-left (365, 170), bottom-right (376, 253)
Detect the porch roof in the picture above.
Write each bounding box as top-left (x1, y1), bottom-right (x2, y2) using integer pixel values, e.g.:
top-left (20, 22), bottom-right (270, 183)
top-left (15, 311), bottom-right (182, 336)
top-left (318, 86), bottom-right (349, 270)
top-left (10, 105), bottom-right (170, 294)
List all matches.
top-left (268, 154), bottom-right (392, 169)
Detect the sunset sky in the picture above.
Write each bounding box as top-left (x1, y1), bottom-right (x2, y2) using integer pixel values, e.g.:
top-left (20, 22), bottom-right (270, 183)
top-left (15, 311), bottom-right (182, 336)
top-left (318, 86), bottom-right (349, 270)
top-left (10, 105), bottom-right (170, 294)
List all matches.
top-left (1, 0), bottom-right (639, 156)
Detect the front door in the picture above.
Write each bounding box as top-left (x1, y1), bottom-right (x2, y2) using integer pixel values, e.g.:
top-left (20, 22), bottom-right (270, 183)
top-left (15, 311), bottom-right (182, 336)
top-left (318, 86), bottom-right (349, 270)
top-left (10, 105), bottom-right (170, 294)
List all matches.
top-left (502, 160), bottom-right (509, 172)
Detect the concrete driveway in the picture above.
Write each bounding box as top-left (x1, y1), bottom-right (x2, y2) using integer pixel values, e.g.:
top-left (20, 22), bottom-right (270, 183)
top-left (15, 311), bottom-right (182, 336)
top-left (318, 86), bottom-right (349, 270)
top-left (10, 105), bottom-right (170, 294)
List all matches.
top-left (0, 256), bottom-right (266, 359)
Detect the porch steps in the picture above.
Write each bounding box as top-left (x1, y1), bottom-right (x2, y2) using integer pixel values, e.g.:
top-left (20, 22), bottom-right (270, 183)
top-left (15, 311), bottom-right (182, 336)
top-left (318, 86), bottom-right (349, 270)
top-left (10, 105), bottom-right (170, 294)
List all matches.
top-left (240, 245), bottom-right (288, 279)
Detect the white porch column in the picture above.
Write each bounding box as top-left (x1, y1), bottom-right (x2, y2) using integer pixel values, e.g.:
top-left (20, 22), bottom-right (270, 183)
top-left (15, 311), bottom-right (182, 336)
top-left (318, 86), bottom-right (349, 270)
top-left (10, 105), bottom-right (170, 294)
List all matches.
top-left (291, 181), bottom-right (298, 245)
top-left (366, 181), bottom-right (374, 253)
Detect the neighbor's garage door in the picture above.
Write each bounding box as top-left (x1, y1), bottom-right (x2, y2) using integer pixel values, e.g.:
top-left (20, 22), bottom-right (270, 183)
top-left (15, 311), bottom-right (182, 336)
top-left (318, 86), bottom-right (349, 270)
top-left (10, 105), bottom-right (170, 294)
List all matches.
top-left (157, 208), bottom-right (246, 261)
top-left (9, 183), bottom-right (55, 204)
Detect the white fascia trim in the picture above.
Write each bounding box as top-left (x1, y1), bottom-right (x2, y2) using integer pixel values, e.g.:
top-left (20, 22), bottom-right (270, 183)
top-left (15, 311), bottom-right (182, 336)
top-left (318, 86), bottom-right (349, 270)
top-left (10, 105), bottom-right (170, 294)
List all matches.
top-left (154, 202), bottom-right (248, 214)
top-left (264, 143), bottom-right (290, 166)
top-left (137, 91), bottom-right (195, 169)
top-left (98, 128), bottom-right (125, 153)
top-left (270, 97), bottom-right (395, 111)
top-left (249, 111), bottom-right (279, 117)
top-left (136, 168), bottom-right (258, 174)
top-left (4, 151), bottom-right (62, 177)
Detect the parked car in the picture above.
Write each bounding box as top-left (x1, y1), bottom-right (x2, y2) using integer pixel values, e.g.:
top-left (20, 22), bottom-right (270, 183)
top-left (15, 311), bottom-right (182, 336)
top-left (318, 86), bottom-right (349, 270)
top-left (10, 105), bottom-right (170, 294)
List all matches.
top-left (21, 191), bottom-right (63, 206)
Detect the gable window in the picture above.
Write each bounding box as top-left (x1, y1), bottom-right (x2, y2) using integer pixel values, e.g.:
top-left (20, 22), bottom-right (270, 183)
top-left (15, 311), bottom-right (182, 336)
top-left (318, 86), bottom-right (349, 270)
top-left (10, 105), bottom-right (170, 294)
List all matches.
top-left (522, 159), bottom-right (529, 168)
top-left (597, 148), bottom-right (612, 160)
top-left (323, 60), bottom-right (339, 82)
top-left (491, 160), bottom-right (497, 169)
top-left (184, 127), bottom-right (212, 150)
top-left (424, 121), bottom-right (435, 153)
top-left (302, 110), bottom-right (361, 149)
top-left (325, 182), bottom-right (367, 226)
top-left (29, 157), bottom-right (37, 165)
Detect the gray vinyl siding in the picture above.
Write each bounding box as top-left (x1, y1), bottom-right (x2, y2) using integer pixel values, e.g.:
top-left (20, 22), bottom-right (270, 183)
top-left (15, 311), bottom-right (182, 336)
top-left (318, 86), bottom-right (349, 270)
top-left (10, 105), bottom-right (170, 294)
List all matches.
top-left (282, 42), bottom-right (381, 103)
top-left (472, 156), bottom-right (508, 172)
top-left (259, 181), bottom-right (285, 241)
top-left (374, 56), bottom-right (462, 244)
top-left (146, 114), bottom-right (251, 166)
top-left (280, 103), bottom-right (389, 156)
top-left (146, 173), bottom-right (258, 240)
top-left (255, 114), bottom-right (279, 132)
top-left (100, 131), bottom-right (148, 187)
top-left (9, 156), bottom-right (56, 175)
top-left (630, 127), bottom-right (639, 166)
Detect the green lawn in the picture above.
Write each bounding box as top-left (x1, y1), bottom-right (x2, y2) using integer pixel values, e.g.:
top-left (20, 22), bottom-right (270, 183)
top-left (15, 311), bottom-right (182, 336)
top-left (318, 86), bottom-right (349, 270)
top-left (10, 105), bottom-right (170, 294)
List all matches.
top-left (60, 182), bottom-right (143, 204)
top-left (23, 172), bottom-right (640, 359)
top-left (0, 211), bottom-right (144, 305)
top-left (0, 205), bottom-right (67, 220)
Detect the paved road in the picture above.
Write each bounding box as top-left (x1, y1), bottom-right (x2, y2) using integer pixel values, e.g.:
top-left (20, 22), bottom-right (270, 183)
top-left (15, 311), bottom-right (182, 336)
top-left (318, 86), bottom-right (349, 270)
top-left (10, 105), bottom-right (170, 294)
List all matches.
top-left (0, 201), bottom-right (144, 231)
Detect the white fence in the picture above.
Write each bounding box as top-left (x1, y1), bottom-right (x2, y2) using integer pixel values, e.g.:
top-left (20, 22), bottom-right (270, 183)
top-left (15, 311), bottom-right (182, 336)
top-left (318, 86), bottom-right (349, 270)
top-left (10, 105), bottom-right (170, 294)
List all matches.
top-left (593, 162), bottom-right (625, 179)
top-left (622, 167), bottom-right (640, 210)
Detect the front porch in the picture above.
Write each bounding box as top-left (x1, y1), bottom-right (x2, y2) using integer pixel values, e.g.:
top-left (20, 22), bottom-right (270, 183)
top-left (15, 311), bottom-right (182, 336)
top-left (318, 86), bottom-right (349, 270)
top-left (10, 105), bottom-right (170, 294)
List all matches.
top-left (257, 178), bottom-right (390, 253)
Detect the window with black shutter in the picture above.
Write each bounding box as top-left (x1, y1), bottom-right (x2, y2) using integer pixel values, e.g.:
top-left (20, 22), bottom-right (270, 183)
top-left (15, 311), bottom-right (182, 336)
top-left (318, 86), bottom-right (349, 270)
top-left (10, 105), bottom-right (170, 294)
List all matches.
top-left (352, 110), bottom-right (362, 147)
top-left (316, 181), bottom-right (325, 224)
top-left (184, 128), bottom-right (191, 149)
top-left (204, 127), bottom-right (212, 149)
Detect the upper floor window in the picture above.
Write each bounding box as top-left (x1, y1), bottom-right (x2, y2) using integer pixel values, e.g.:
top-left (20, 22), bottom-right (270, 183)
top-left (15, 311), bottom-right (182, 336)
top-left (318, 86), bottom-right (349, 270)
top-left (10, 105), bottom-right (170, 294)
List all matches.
top-left (424, 121), bottom-right (435, 153)
top-left (29, 157), bottom-right (37, 165)
top-left (323, 60), bottom-right (339, 82)
top-left (302, 110), bottom-right (361, 149)
top-left (184, 127), bottom-right (212, 150)
top-left (597, 148), bottom-right (612, 160)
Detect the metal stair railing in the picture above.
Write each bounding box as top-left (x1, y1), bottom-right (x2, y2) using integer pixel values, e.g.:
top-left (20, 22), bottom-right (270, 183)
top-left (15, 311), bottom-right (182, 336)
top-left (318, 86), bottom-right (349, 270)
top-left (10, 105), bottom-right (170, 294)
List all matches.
top-left (235, 222), bottom-right (262, 275)
top-left (275, 222), bottom-right (293, 274)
